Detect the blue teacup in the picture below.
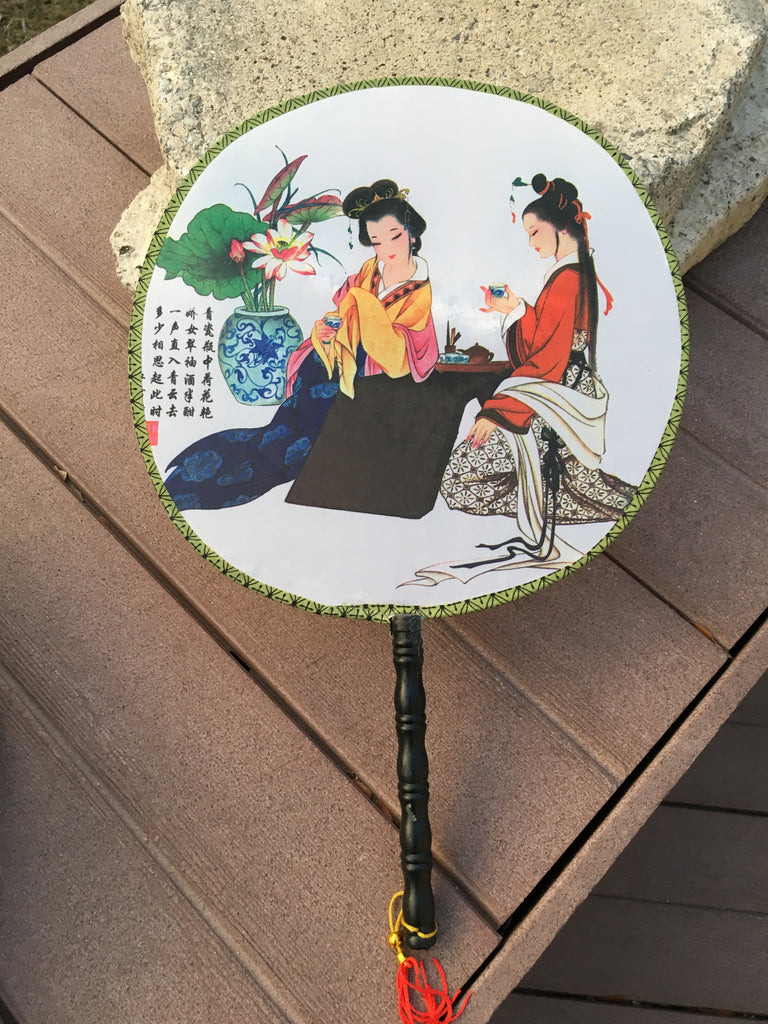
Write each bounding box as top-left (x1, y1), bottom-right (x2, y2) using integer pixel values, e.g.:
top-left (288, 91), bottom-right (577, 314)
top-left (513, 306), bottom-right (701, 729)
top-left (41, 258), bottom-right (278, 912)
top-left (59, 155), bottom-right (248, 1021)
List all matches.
top-left (324, 314), bottom-right (342, 330)
top-left (489, 282), bottom-right (507, 299)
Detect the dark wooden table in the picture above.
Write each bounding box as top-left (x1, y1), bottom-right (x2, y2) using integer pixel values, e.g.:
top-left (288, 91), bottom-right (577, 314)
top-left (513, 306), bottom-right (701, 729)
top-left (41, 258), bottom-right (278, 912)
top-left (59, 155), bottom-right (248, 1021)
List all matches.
top-left (287, 364), bottom-right (508, 517)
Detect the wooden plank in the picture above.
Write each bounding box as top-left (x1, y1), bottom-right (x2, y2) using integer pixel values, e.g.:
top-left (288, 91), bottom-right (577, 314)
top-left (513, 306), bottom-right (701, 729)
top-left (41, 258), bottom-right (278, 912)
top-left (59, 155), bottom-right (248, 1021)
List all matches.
top-left (608, 430), bottom-right (768, 649)
top-left (683, 291), bottom-right (768, 487)
top-left (687, 200), bottom-right (768, 338)
top-left (0, 75), bottom-right (147, 318)
top-left (666, 721), bottom-right (768, 813)
top-left (0, 423), bottom-right (498, 1024)
top-left (446, 564), bottom-right (725, 780)
top-left (464, 620), bottom-right (768, 1023)
top-left (492, 992), bottom-right (745, 1024)
top-left (730, 667), bottom-right (768, 726)
top-left (0, 217), bottom-right (630, 927)
top-left (594, 804), bottom-right (768, 913)
top-left (0, 0), bottom-right (122, 86)
top-left (0, 665), bottom-right (294, 1024)
top-left (34, 19), bottom-right (163, 174)
top-left (520, 896), bottom-right (768, 1016)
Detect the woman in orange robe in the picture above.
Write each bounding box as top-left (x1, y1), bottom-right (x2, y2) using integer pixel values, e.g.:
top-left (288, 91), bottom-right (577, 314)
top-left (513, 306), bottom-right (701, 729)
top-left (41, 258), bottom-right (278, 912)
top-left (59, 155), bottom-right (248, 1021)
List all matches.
top-left (164, 180), bottom-right (437, 511)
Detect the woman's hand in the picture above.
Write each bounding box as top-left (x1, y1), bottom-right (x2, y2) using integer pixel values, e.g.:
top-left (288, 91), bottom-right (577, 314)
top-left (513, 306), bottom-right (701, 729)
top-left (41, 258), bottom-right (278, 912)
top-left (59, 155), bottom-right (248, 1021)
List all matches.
top-left (479, 285), bottom-right (521, 315)
top-left (314, 317), bottom-right (339, 345)
top-left (467, 417), bottom-right (499, 448)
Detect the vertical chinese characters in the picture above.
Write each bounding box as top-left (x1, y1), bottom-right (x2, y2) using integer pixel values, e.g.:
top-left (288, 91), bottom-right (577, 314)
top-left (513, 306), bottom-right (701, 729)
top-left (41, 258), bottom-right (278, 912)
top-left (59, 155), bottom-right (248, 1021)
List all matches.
top-left (145, 306), bottom-right (216, 436)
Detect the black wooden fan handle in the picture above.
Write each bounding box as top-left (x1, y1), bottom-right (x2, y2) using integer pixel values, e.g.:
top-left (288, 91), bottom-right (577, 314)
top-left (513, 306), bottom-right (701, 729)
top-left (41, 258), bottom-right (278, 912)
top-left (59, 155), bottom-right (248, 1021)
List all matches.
top-left (390, 613), bottom-right (437, 950)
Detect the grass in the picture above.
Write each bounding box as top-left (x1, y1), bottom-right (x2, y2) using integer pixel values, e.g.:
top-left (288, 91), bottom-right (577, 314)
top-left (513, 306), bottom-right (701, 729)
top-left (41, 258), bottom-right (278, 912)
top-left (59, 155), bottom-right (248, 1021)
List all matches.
top-left (0, 0), bottom-right (95, 56)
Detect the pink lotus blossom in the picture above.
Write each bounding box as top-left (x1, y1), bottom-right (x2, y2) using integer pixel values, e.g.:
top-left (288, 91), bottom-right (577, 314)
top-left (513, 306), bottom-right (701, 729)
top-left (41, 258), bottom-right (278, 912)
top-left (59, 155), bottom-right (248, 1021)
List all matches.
top-left (243, 219), bottom-right (316, 281)
top-left (229, 238), bottom-right (246, 263)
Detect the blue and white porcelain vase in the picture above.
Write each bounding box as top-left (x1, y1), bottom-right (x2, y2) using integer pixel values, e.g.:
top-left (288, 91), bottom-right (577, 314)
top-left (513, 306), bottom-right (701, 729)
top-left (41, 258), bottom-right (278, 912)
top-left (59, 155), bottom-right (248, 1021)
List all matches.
top-left (218, 306), bottom-right (303, 406)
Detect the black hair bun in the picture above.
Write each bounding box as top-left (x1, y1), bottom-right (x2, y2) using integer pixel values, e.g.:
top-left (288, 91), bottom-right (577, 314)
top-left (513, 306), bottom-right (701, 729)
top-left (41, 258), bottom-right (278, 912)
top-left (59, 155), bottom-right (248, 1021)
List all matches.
top-left (342, 179), bottom-right (400, 219)
top-left (531, 173), bottom-right (579, 206)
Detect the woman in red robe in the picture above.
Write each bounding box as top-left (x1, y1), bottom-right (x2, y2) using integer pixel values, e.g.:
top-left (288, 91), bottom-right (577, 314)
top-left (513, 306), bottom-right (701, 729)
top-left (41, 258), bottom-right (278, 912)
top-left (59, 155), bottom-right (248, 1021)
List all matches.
top-left (440, 174), bottom-right (634, 557)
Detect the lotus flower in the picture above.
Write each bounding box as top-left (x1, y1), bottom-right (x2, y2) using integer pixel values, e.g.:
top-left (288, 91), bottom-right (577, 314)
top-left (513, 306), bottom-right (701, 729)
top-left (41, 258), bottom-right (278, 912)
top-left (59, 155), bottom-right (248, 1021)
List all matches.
top-left (229, 238), bottom-right (246, 263)
top-left (243, 219), bottom-right (316, 281)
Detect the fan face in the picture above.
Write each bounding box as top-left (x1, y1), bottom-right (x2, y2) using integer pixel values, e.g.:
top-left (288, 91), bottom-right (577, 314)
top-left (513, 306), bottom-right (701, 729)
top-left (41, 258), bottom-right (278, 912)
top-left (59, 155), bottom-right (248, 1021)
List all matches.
top-left (130, 80), bottom-right (686, 622)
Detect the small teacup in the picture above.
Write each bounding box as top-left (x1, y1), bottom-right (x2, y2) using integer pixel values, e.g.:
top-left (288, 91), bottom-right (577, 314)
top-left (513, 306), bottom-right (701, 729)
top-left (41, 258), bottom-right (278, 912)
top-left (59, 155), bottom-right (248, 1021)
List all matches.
top-left (488, 282), bottom-right (507, 299)
top-left (324, 314), bottom-right (342, 330)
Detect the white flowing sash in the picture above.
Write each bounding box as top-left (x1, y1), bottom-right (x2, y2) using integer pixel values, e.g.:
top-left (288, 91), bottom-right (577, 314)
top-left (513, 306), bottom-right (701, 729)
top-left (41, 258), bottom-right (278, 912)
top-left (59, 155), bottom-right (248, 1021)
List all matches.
top-left (401, 374), bottom-right (609, 588)
top-left (498, 375), bottom-right (608, 542)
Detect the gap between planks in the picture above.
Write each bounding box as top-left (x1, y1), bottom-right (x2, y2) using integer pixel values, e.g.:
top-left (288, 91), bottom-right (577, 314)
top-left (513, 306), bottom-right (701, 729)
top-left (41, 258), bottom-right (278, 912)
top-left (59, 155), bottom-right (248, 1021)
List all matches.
top-left (30, 71), bottom-right (158, 177)
top-left (513, 988), bottom-right (768, 1022)
top-left (685, 276), bottom-right (768, 346)
top-left (0, 206), bottom-right (131, 329)
top-left (0, 0), bottom-right (123, 88)
top-left (663, 800), bottom-right (768, 819)
top-left (588, 890), bottom-right (768, 920)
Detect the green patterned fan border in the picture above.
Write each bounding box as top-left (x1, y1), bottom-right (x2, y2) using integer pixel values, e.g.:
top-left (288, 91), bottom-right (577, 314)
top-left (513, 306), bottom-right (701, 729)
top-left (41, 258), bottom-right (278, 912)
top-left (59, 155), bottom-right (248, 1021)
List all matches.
top-left (128, 76), bottom-right (688, 624)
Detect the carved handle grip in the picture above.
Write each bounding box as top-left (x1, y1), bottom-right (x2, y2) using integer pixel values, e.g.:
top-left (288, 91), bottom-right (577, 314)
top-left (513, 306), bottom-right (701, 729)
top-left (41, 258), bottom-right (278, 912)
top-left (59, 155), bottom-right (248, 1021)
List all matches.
top-left (390, 613), bottom-right (436, 949)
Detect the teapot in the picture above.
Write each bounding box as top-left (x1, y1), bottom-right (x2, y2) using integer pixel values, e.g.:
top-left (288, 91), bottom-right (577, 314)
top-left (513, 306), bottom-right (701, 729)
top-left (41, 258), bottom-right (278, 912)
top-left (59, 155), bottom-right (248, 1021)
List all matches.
top-left (460, 343), bottom-right (494, 364)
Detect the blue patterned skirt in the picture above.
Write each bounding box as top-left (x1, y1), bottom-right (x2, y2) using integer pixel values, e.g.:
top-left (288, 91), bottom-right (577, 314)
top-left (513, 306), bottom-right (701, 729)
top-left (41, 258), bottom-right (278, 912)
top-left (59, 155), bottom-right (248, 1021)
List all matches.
top-left (164, 350), bottom-right (343, 510)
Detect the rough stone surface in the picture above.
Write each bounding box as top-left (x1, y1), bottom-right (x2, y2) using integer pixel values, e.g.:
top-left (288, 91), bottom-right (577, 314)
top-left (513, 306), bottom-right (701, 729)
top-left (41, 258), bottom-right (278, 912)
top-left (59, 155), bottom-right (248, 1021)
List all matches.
top-left (669, 41), bottom-right (768, 268)
top-left (111, 162), bottom-right (175, 278)
top-left (111, 0), bottom-right (767, 290)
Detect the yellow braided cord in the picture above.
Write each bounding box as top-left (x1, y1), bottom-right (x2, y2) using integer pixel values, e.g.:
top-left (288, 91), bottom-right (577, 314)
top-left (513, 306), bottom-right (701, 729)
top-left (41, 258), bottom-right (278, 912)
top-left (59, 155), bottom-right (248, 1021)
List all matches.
top-left (388, 890), bottom-right (438, 953)
top-left (402, 918), bottom-right (438, 940)
top-left (388, 891), bottom-right (407, 963)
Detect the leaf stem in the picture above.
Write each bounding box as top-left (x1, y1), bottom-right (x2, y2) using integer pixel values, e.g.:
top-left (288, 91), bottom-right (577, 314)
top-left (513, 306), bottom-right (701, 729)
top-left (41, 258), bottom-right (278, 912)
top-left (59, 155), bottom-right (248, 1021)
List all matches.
top-left (239, 266), bottom-right (257, 311)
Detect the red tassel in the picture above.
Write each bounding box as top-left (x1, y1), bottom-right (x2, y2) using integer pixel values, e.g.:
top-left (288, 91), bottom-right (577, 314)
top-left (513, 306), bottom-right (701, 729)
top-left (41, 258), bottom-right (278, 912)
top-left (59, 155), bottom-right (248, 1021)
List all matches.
top-left (396, 955), bottom-right (471, 1024)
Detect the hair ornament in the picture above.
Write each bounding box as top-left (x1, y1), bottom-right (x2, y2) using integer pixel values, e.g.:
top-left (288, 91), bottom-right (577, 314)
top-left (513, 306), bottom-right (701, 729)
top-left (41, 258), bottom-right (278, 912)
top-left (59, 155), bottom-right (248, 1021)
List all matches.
top-left (347, 185), bottom-right (410, 219)
top-left (572, 199), bottom-right (591, 226)
top-left (508, 176), bottom-right (531, 222)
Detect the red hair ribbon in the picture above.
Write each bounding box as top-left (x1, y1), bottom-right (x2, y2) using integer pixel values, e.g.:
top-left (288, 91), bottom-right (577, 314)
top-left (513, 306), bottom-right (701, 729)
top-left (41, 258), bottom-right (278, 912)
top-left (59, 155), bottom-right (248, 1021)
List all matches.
top-left (573, 203), bottom-right (593, 250)
top-left (572, 203), bottom-right (612, 313)
top-left (597, 274), bottom-right (614, 315)
top-left (573, 202), bottom-right (590, 226)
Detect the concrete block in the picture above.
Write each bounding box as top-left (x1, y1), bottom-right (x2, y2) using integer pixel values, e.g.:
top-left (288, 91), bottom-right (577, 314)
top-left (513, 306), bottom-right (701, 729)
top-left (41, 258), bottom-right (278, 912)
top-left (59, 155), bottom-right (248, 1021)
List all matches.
top-left (109, 0), bottom-right (767, 290)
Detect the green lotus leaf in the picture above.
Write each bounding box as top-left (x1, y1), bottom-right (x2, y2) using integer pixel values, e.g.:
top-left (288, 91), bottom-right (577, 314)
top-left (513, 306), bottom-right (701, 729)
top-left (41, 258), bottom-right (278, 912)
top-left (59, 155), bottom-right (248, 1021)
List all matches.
top-left (283, 195), bottom-right (343, 224)
top-left (157, 205), bottom-right (267, 300)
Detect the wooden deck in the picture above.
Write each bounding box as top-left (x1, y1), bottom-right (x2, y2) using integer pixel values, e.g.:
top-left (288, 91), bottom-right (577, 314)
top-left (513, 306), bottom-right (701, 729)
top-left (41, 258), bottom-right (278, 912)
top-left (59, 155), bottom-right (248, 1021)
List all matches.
top-left (0, 7), bottom-right (765, 1022)
top-left (496, 668), bottom-right (768, 1021)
